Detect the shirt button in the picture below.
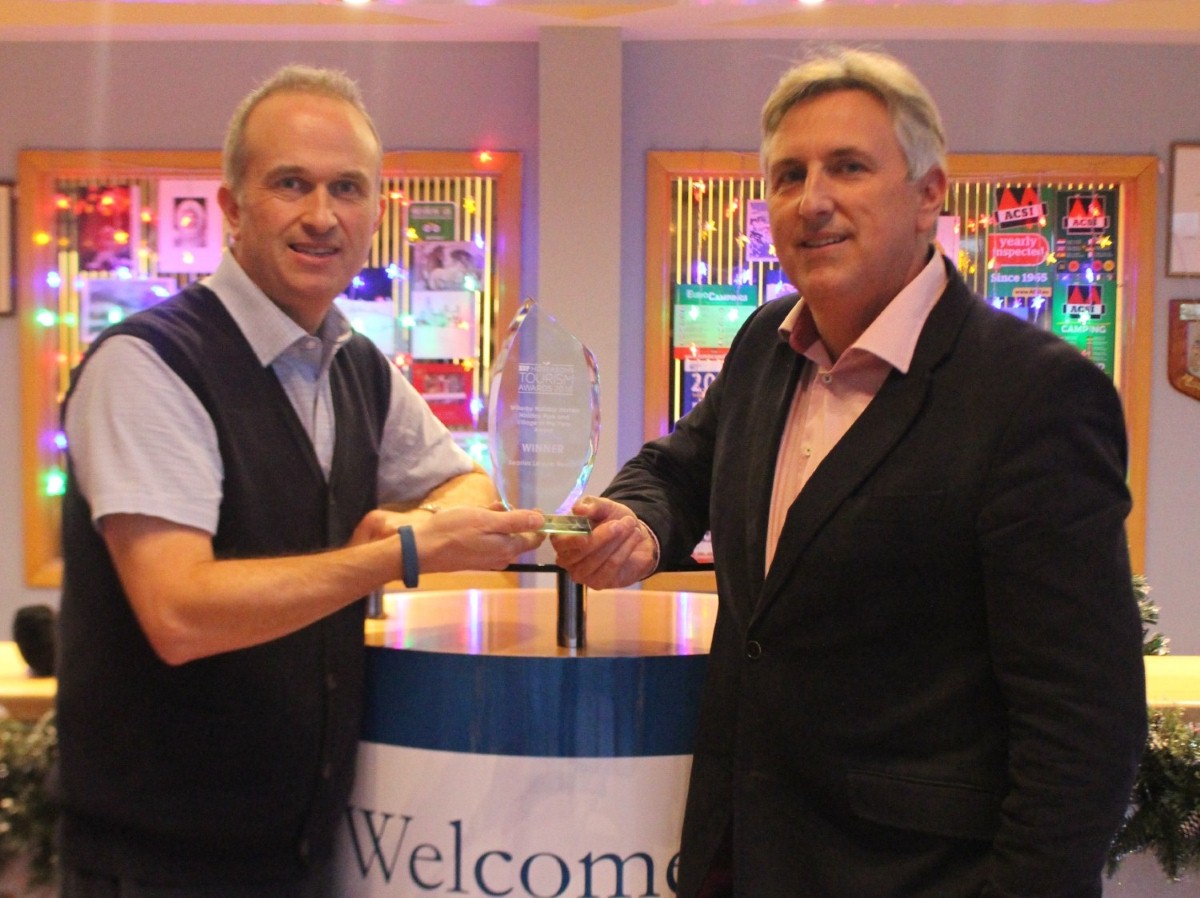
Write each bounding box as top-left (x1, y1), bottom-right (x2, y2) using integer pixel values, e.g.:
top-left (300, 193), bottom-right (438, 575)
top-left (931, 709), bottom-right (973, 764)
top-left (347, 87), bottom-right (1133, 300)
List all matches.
top-left (802, 446), bottom-right (813, 457)
top-left (746, 639), bottom-right (762, 660)
top-left (820, 373), bottom-right (833, 384)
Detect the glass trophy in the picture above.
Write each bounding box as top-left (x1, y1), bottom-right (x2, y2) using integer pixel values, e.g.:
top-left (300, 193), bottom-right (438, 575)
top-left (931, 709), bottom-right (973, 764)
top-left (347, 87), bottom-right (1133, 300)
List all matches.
top-left (487, 299), bottom-right (599, 534)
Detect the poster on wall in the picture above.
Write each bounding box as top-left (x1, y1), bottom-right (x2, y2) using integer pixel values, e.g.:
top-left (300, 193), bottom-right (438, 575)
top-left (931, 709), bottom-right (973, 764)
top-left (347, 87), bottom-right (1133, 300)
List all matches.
top-left (679, 356), bottom-right (722, 419)
top-left (1051, 281), bottom-right (1116, 375)
top-left (1054, 189), bottom-right (1118, 282)
top-left (745, 199), bottom-right (776, 263)
top-left (410, 290), bottom-right (478, 359)
top-left (407, 201), bottom-right (457, 242)
top-left (76, 185), bottom-right (139, 273)
top-left (411, 361), bottom-right (475, 428)
top-left (672, 284), bottom-right (756, 359)
top-left (336, 267), bottom-right (397, 356)
top-left (156, 180), bottom-right (224, 274)
top-left (936, 215), bottom-right (960, 268)
top-left (985, 187), bottom-right (1054, 329)
top-left (411, 241), bottom-right (484, 292)
top-left (79, 277), bottom-right (176, 343)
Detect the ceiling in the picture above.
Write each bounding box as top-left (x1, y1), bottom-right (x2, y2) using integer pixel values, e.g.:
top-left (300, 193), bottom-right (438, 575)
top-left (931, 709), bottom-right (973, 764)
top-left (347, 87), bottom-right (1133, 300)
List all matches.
top-left (3, 0), bottom-right (1200, 43)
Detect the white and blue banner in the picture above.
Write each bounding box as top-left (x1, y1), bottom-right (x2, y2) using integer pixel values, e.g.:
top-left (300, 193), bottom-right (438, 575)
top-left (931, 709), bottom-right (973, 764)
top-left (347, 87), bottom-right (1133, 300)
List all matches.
top-left (337, 647), bottom-right (709, 897)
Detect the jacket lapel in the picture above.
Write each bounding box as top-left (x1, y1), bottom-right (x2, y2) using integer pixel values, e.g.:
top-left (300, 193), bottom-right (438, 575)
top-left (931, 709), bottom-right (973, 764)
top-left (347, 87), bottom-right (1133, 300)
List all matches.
top-left (737, 345), bottom-right (807, 609)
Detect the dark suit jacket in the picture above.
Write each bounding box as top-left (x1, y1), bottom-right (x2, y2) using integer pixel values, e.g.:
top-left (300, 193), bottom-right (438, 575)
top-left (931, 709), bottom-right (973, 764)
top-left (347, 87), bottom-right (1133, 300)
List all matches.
top-left (605, 261), bottom-right (1146, 898)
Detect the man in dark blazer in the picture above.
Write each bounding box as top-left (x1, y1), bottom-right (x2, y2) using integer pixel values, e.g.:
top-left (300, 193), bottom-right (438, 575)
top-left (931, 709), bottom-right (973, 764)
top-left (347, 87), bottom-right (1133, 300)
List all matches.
top-left (552, 48), bottom-right (1146, 897)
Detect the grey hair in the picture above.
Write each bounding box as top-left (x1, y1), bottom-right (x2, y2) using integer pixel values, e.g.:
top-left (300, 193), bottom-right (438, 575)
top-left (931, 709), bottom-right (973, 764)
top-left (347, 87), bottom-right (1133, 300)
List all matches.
top-left (760, 47), bottom-right (947, 181)
top-left (222, 64), bottom-right (383, 195)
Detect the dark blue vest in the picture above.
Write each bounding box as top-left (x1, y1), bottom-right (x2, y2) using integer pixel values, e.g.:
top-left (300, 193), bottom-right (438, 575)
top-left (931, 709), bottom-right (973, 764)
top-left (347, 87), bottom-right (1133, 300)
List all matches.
top-left (56, 284), bottom-right (390, 884)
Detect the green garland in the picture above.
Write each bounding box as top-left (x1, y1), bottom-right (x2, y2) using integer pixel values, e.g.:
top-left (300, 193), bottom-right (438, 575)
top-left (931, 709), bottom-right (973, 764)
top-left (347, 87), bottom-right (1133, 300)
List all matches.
top-left (1107, 574), bottom-right (1200, 881)
top-left (0, 710), bottom-right (57, 887)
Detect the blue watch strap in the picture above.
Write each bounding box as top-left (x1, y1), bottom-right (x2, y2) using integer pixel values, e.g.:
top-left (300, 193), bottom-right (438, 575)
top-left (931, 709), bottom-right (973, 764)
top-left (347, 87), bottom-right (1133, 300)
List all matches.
top-left (398, 525), bottom-right (419, 589)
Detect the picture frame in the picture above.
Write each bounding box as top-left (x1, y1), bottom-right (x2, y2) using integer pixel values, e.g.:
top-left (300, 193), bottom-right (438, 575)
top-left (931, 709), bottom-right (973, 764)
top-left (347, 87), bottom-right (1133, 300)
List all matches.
top-left (1167, 143), bottom-right (1200, 276)
top-left (411, 361), bottom-right (476, 428)
top-left (156, 179), bottom-right (224, 274)
top-left (1167, 299), bottom-right (1200, 401)
top-left (1, 182), bottom-right (14, 316)
top-left (409, 289), bottom-right (478, 360)
top-left (334, 267), bottom-right (399, 356)
top-left (411, 241), bottom-right (484, 292)
top-left (76, 184), bottom-right (139, 274)
top-left (78, 276), bottom-right (176, 343)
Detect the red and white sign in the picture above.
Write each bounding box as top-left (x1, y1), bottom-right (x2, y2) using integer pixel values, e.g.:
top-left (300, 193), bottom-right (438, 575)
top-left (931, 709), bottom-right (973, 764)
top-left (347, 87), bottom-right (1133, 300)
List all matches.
top-left (1062, 194), bottom-right (1110, 233)
top-left (993, 186), bottom-right (1047, 229)
top-left (988, 232), bottom-right (1050, 268)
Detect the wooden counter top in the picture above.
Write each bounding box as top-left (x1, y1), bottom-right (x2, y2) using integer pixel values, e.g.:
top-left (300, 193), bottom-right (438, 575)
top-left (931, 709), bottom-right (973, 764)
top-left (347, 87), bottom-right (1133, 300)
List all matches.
top-left (1144, 655), bottom-right (1200, 712)
top-left (365, 587), bottom-right (719, 657)
top-left (0, 641), bottom-right (56, 721)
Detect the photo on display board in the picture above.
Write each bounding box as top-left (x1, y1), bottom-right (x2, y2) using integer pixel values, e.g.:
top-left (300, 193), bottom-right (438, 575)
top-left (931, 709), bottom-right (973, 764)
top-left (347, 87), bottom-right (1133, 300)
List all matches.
top-left (156, 179), bottom-right (224, 274)
top-left (745, 199), bottom-right (776, 264)
top-left (76, 185), bottom-right (138, 273)
top-left (411, 361), bottom-right (475, 428)
top-left (410, 289), bottom-right (478, 360)
top-left (335, 267), bottom-right (398, 356)
top-left (411, 241), bottom-right (484, 292)
top-left (79, 277), bottom-right (176, 343)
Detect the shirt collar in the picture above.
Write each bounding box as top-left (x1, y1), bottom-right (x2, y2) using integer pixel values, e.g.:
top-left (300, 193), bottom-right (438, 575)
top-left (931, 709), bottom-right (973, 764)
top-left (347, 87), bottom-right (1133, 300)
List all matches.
top-left (203, 252), bottom-right (353, 368)
top-left (778, 248), bottom-right (948, 374)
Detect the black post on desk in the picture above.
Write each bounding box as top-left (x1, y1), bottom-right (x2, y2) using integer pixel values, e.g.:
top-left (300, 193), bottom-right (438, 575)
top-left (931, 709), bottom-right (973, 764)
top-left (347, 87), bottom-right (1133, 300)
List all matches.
top-left (508, 560), bottom-right (715, 650)
top-left (508, 563), bottom-right (586, 649)
top-left (365, 564), bottom-right (586, 647)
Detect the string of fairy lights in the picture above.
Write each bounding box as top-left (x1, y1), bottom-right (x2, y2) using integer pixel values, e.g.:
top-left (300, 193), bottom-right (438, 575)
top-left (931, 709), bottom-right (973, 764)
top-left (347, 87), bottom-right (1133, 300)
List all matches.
top-left (24, 167), bottom-right (1124, 508)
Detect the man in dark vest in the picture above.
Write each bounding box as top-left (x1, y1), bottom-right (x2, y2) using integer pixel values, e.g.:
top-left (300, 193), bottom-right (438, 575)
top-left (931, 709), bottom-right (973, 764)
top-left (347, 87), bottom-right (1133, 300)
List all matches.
top-left (55, 64), bottom-right (544, 897)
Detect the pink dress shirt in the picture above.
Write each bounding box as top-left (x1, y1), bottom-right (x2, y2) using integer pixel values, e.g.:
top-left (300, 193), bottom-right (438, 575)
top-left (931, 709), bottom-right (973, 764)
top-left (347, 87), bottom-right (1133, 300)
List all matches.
top-left (765, 252), bottom-right (949, 570)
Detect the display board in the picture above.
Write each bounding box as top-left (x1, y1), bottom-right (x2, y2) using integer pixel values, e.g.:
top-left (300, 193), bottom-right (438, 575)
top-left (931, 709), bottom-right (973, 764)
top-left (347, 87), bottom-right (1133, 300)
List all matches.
top-left (18, 149), bottom-right (522, 588)
top-left (644, 152), bottom-right (1155, 573)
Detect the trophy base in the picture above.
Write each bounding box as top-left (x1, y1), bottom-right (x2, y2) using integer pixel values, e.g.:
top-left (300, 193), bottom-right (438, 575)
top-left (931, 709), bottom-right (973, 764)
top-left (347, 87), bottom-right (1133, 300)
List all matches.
top-left (540, 514), bottom-right (593, 534)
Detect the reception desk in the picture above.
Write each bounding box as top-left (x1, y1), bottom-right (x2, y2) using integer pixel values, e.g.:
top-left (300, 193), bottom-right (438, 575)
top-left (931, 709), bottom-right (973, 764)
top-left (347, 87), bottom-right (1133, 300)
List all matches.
top-left (0, 641), bottom-right (55, 721)
top-left (336, 587), bottom-right (717, 897)
top-left (1143, 654), bottom-right (1200, 719)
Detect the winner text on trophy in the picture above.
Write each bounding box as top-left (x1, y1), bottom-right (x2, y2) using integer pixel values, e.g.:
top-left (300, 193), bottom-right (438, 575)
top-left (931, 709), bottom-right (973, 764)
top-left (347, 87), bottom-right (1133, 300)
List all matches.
top-left (487, 299), bottom-right (599, 534)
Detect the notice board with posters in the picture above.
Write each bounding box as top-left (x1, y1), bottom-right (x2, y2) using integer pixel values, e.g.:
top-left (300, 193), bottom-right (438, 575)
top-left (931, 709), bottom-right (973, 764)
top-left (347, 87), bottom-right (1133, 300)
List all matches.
top-left (643, 152), bottom-right (1155, 577)
top-left (17, 149), bottom-right (523, 590)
